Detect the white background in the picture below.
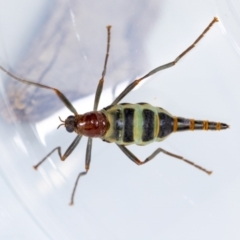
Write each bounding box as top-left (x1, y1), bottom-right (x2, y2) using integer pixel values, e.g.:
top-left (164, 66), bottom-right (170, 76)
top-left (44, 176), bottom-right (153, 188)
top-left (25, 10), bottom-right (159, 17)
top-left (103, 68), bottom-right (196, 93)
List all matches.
top-left (0, 0), bottom-right (240, 239)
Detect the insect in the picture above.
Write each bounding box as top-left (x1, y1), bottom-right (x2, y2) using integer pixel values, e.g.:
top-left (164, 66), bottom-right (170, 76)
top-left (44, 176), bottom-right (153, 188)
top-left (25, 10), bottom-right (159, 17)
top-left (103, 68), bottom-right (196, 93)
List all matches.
top-left (0, 17), bottom-right (228, 205)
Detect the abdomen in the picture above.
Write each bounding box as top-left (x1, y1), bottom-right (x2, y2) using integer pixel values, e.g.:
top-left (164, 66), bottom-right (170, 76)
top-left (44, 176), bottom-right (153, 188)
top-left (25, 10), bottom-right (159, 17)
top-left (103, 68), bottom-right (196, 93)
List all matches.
top-left (101, 103), bottom-right (174, 145)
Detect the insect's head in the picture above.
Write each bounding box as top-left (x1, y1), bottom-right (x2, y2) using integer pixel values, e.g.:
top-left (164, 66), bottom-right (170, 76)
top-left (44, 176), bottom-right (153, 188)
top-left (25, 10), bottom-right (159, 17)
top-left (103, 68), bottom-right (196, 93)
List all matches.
top-left (58, 115), bottom-right (76, 133)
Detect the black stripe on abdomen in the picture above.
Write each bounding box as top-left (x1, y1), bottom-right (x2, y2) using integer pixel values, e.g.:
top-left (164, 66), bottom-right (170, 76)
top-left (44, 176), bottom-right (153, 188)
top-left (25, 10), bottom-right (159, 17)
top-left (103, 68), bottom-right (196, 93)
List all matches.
top-left (158, 112), bottom-right (173, 138)
top-left (114, 109), bottom-right (123, 140)
top-left (142, 109), bottom-right (154, 142)
top-left (176, 117), bottom-right (190, 131)
top-left (123, 108), bottom-right (134, 142)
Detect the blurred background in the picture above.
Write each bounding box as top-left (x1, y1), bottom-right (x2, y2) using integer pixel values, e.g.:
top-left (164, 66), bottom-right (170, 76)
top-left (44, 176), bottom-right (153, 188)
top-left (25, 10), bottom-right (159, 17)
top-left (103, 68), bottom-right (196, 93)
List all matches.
top-left (0, 0), bottom-right (240, 239)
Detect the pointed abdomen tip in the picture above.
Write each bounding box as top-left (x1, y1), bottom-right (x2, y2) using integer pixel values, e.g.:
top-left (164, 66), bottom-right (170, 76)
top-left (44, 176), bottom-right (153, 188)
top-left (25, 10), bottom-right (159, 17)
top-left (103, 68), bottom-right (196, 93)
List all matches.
top-left (221, 123), bottom-right (229, 130)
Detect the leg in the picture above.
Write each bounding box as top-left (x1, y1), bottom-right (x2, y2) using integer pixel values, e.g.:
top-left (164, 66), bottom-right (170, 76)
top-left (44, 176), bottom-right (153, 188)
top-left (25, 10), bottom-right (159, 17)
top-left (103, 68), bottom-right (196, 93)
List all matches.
top-left (93, 25), bottom-right (111, 111)
top-left (117, 144), bottom-right (212, 175)
top-left (69, 137), bottom-right (92, 205)
top-left (0, 65), bottom-right (78, 115)
top-left (111, 17), bottom-right (218, 105)
top-left (33, 135), bottom-right (82, 169)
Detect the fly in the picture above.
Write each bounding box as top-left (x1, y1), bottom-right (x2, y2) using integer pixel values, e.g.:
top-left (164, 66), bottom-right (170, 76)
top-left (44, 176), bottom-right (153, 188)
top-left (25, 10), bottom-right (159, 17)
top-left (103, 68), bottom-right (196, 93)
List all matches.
top-left (0, 17), bottom-right (228, 205)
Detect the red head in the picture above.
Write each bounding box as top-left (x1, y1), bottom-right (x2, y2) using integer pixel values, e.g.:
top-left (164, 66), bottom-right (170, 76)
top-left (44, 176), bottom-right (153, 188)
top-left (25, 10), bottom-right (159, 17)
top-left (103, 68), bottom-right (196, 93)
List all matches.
top-left (61, 111), bottom-right (109, 138)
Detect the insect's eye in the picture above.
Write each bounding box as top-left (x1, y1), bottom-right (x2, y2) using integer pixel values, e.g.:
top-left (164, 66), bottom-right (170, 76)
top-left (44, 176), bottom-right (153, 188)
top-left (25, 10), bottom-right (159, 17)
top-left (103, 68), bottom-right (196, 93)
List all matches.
top-left (65, 116), bottom-right (75, 133)
top-left (66, 125), bottom-right (74, 133)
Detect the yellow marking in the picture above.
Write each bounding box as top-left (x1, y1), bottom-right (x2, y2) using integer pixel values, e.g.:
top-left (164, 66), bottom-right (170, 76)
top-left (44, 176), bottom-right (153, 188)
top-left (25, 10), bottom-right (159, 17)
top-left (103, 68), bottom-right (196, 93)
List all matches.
top-left (173, 117), bottom-right (178, 132)
top-left (216, 122), bottom-right (221, 130)
top-left (190, 119), bottom-right (195, 131)
top-left (203, 121), bottom-right (209, 130)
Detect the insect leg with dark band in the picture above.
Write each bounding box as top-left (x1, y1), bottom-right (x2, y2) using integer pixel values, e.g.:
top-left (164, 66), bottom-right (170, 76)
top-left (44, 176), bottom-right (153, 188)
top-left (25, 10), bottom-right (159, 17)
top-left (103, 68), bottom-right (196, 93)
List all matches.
top-left (0, 65), bottom-right (78, 115)
top-left (111, 17), bottom-right (218, 105)
top-left (33, 135), bottom-right (82, 169)
top-left (117, 145), bottom-right (212, 175)
top-left (69, 25), bottom-right (112, 205)
top-left (0, 64), bottom-right (86, 169)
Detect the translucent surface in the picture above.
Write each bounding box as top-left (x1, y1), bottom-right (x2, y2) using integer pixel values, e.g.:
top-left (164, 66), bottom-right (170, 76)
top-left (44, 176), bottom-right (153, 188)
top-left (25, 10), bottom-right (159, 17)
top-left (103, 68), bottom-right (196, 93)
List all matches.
top-left (0, 0), bottom-right (240, 239)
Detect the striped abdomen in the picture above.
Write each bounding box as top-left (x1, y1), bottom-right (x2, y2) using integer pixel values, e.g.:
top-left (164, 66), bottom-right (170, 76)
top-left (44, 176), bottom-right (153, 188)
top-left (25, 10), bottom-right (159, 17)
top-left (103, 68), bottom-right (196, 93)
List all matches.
top-left (101, 103), bottom-right (228, 146)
